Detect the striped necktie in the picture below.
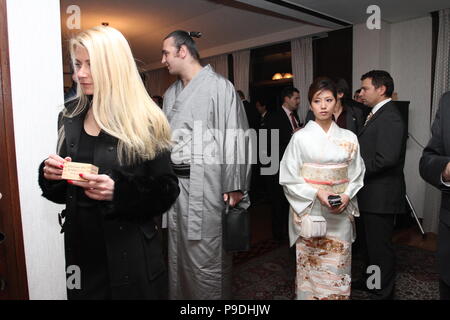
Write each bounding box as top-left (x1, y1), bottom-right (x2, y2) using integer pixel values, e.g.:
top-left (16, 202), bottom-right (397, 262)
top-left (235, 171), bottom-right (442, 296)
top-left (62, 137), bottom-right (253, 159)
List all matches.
top-left (290, 112), bottom-right (299, 130)
top-left (364, 112), bottom-right (374, 126)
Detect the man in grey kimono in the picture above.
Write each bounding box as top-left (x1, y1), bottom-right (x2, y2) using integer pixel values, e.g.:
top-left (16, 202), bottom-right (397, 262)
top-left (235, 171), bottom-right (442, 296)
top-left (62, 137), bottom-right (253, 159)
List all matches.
top-left (161, 30), bottom-right (252, 299)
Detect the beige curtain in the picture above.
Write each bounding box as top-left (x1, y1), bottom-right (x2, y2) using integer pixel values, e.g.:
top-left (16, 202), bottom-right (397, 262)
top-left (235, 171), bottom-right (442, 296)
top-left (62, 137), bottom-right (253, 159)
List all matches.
top-left (232, 50), bottom-right (251, 100)
top-left (201, 54), bottom-right (229, 79)
top-left (144, 68), bottom-right (173, 97)
top-left (291, 37), bottom-right (313, 123)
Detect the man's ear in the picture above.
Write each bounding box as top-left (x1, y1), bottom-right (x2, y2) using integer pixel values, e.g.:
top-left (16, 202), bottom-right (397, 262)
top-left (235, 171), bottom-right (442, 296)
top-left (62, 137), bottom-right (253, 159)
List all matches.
top-left (377, 85), bottom-right (387, 97)
top-left (179, 44), bottom-right (188, 59)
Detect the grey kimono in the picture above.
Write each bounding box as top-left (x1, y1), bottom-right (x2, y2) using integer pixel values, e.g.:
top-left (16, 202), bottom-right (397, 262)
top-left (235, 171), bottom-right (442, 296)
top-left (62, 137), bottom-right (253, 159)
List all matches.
top-left (163, 65), bottom-right (252, 299)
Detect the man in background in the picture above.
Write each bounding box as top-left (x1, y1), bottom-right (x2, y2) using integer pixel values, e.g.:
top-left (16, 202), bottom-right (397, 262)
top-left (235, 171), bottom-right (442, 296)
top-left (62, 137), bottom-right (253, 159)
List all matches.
top-left (265, 87), bottom-right (301, 243)
top-left (356, 70), bottom-right (407, 300)
top-left (238, 90), bottom-right (258, 130)
top-left (419, 91), bottom-right (450, 300)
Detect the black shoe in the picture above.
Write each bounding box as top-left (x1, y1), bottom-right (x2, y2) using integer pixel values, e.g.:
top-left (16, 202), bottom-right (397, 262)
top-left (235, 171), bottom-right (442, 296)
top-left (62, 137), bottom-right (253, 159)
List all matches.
top-left (365, 290), bottom-right (395, 300)
top-left (351, 278), bottom-right (370, 292)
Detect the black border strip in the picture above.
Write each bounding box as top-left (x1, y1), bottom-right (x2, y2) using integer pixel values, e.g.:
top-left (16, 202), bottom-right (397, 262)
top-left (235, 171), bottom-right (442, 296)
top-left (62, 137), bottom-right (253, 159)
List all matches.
top-left (264, 0), bottom-right (351, 26)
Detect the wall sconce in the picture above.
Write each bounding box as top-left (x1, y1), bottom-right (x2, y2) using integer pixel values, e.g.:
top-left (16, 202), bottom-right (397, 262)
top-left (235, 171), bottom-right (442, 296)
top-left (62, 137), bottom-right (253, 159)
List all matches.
top-left (272, 73), bottom-right (283, 80)
top-left (272, 73), bottom-right (293, 80)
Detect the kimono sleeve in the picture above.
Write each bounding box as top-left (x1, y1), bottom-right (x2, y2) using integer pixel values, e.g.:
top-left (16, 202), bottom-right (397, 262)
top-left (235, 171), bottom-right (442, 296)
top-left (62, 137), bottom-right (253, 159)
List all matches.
top-left (343, 135), bottom-right (365, 199)
top-left (279, 133), bottom-right (318, 214)
top-left (219, 81), bottom-right (252, 195)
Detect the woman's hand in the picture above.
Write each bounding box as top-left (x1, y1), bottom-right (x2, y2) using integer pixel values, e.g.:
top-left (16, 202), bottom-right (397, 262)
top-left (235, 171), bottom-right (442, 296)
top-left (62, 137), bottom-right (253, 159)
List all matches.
top-left (316, 190), bottom-right (350, 214)
top-left (329, 194), bottom-right (350, 215)
top-left (316, 189), bottom-right (336, 209)
top-left (68, 173), bottom-right (115, 201)
top-left (43, 155), bottom-right (72, 181)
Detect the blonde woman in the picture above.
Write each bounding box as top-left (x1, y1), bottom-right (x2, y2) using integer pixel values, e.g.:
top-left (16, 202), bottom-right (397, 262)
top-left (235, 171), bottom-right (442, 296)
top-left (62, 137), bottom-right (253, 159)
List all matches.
top-left (279, 78), bottom-right (365, 300)
top-left (38, 26), bottom-right (179, 300)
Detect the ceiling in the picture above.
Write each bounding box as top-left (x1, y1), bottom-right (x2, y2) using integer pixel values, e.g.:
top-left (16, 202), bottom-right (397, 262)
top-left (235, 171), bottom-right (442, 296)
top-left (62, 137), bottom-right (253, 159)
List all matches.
top-left (60, 0), bottom-right (449, 70)
top-left (249, 0), bottom-right (450, 23)
top-left (60, 0), bottom-right (310, 69)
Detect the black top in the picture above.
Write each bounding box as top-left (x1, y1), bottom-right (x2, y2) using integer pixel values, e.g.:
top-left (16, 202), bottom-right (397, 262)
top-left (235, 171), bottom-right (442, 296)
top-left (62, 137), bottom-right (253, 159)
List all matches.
top-left (75, 126), bottom-right (98, 206)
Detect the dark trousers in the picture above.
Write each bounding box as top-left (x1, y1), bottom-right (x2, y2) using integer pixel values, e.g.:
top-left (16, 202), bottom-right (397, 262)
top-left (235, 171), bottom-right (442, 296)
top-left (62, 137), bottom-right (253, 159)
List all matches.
top-left (440, 279), bottom-right (450, 300)
top-left (266, 174), bottom-right (289, 241)
top-left (359, 212), bottom-right (396, 300)
top-left (438, 220), bottom-right (450, 299)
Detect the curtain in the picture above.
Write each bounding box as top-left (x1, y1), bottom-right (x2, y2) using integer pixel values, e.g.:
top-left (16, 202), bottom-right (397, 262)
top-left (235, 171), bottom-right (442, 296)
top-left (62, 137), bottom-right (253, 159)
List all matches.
top-left (291, 37), bottom-right (313, 124)
top-left (144, 67), bottom-right (172, 97)
top-left (424, 8), bottom-right (450, 233)
top-left (431, 8), bottom-right (450, 121)
top-left (232, 50), bottom-right (251, 100)
top-left (201, 54), bottom-right (229, 79)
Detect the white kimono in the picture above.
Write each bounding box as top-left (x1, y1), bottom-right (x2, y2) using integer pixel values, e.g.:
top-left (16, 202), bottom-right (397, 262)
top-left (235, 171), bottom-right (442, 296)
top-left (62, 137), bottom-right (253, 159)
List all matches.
top-left (279, 120), bottom-right (365, 300)
top-left (163, 65), bottom-right (252, 300)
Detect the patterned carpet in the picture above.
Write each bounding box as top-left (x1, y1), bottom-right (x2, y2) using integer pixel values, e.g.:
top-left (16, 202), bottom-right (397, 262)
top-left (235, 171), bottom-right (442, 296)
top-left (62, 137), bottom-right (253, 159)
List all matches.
top-left (231, 239), bottom-right (440, 300)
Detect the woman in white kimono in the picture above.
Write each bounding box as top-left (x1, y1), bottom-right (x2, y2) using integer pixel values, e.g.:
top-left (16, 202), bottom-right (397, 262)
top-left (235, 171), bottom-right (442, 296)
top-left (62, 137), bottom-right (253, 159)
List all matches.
top-left (279, 77), bottom-right (365, 300)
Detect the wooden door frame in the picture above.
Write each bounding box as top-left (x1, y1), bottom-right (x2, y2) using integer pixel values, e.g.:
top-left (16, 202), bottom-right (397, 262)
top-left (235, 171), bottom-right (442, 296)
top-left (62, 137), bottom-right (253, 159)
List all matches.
top-left (0, 0), bottom-right (29, 300)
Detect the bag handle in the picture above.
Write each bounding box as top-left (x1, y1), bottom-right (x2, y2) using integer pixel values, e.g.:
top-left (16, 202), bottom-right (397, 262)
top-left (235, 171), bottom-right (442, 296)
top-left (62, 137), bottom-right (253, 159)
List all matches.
top-left (224, 201), bottom-right (230, 215)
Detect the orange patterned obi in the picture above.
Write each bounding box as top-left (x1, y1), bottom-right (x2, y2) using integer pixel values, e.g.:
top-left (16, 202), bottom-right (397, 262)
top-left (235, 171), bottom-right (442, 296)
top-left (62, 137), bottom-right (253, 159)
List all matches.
top-left (301, 163), bottom-right (349, 193)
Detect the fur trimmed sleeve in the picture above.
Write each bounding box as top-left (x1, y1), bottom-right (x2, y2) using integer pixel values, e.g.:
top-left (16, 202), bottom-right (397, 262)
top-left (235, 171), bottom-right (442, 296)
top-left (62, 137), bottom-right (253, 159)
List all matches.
top-left (111, 151), bottom-right (180, 220)
top-left (38, 160), bottom-right (67, 204)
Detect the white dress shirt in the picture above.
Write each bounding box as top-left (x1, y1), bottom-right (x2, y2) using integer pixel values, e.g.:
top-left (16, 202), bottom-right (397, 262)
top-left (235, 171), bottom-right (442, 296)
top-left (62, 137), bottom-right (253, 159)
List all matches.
top-left (371, 98), bottom-right (392, 115)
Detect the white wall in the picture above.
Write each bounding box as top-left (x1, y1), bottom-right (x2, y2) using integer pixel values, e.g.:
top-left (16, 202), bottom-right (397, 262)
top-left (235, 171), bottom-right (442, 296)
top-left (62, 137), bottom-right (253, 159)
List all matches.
top-left (353, 21), bottom-right (391, 92)
top-left (7, 0), bottom-right (66, 299)
top-left (390, 16), bottom-right (433, 227)
top-left (353, 16), bottom-right (433, 227)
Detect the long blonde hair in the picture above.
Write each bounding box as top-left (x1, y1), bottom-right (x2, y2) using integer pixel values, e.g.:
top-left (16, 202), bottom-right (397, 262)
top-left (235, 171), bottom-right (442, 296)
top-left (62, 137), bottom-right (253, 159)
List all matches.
top-left (60, 26), bottom-right (172, 165)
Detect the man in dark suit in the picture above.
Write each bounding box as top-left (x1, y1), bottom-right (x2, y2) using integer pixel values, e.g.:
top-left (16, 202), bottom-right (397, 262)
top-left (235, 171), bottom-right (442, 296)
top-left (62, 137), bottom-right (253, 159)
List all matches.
top-left (265, 87), bottom-right (301, 242)
top-left (419, 91), bottom-right (450, 300)
top-left (255, 99), bottom-right (270, 130)
top-left (356, 70), bottom-right (407, 299)
top-left (237, 90), bottom-right (258, 130)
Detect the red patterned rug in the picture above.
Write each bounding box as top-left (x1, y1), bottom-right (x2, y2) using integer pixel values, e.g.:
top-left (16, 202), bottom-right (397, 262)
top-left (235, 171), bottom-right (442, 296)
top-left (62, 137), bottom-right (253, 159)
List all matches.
top-left (232, 240), bottom-right (296, 300)
top-left (232, 239), bottom-right (439, 300)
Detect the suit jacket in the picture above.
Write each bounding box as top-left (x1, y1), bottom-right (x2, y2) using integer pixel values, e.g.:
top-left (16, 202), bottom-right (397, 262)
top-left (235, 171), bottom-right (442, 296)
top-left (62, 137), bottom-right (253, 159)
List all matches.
top-left (304, 99), bottom-right (365, 135)
top-left (419, 91), bottom-right (450, 284)
top-left (242, 99), bottom-right (259, 130)
top-left (38, 100), bottom-right (180, 299)
top-left (265, 106), bottom-right (301, 165)
top-left (357, 100), bottom-right (407, 214)
top-left (258, 111), bottom-right (270, 130)
top-left (420, 91), bottom-right (450, 226)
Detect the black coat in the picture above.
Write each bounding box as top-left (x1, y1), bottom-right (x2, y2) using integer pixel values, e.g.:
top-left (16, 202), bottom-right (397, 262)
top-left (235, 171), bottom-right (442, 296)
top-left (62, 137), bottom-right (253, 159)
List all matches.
top-left (38, 103), bottom-right (180, 299)
top-left (304, 99), bottom-right (366, 135)
top-left (242, 100), bottom-right (259, 130)
top-left (357, 100), bottom-right (407, 214)
top-left (265, 107), bottom-right (301, 164)
top-left (419, 91), bottom-right (450, 284)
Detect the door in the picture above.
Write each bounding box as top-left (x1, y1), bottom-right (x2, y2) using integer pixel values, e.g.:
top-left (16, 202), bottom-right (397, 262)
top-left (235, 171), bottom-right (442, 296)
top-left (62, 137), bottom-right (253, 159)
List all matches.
top-left (0, 0), bottom-right (29, 300)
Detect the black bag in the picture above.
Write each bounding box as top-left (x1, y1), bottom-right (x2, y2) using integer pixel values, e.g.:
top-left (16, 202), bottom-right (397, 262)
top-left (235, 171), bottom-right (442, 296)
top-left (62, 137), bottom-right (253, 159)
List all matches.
top-left (222, 202), bottom-right (250, 252)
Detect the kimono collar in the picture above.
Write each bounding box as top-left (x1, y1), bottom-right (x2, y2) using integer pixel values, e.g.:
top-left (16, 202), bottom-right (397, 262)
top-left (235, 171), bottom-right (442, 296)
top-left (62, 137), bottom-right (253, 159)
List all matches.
top-left (310, 119), bottom-right (337, 136)
top-left (181, 64), bottom-right (213, 89)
